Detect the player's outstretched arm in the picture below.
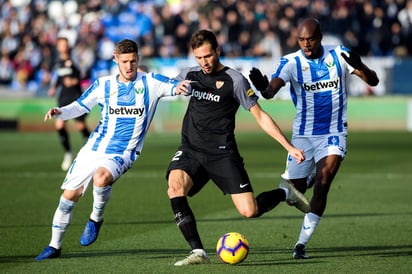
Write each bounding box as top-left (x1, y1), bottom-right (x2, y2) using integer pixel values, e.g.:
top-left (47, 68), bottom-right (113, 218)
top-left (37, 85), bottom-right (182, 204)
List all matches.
top-left (249, 68), bottom-right (285, 99)
top-left (249, 103), bottom-right (305, 163)
top-left (44, 107), bottom-right (61, 122)
top-left (341, 50), bottom-right (379, 86)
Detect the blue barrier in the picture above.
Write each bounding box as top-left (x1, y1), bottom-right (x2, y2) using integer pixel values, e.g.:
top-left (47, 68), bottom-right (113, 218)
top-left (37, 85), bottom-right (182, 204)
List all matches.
top-left (392, 59), bottom-right (412, 94)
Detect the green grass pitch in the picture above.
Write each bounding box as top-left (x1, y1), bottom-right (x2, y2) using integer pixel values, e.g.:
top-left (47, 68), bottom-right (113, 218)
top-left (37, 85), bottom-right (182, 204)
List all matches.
top-left (0, 130), bottom-right (411, 273)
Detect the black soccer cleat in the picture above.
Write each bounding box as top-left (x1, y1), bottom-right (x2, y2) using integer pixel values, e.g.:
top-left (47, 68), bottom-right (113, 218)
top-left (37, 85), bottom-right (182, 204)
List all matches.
top-left (292, 243), bottom-right (309, 259)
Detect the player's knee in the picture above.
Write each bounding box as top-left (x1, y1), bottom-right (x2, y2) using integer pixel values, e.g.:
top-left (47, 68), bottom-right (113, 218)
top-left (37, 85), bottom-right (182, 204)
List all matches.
top-left (62, 189), bottom-right (82, 203)
top-left (167, 170), bottom-right (191, 198)
top-left (167, 180), bottom-right (186, 198)
top-left (93, 169), bottom-right (113, 187)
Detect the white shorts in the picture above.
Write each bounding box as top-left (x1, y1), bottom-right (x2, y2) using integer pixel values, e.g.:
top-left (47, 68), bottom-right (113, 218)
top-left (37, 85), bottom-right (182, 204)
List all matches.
top-left (281, 134), bottom-right (347, 180)
top-left (61, 148), bottom-right (135, 194)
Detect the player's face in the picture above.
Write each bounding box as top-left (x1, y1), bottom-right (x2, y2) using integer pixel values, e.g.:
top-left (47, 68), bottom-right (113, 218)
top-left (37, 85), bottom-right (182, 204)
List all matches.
top-left (114, 53), bottom-right (139, 82)
top-left (193, 43), bottom-right (220, 75)
top-left (297, 27), bottom-right (322, 59)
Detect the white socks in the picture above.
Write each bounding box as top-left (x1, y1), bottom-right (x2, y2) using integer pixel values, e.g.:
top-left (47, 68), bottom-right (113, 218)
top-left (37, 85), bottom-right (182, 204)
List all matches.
top-left (48, 185), bottom-right (112, 249)
top-left (296, 212), bottom-right (320, 246)
top-left (192, 249), bottom-right (207, 257)
top-left (90, 185), bottom-right (112, 222)
top-left (49, 196), bottom-right (76, 249)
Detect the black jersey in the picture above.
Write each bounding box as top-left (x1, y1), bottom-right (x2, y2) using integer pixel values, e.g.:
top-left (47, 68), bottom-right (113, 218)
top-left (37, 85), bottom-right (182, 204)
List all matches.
top-left (176, 66), bottom-right (258, 154)
top-left (53, 58), bottom-right (83, 107)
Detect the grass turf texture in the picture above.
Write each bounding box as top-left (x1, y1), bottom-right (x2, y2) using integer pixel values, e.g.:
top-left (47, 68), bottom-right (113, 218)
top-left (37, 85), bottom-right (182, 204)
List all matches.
top-left (0, 131), bottom-right (411, 273)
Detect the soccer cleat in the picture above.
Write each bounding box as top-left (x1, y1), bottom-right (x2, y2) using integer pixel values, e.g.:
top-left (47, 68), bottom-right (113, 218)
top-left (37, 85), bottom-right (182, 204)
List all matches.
top-left (174, 250), bottom-right (210, 266)
top-left (35, 246), bottom-right (61, 261)
top-left (61, 152), bottom-right (73, 171)
top-left (293, 243), bottom-right (309, 259)
top-left (80, 219), bottom-right (103, 246)
top-left (279, 179), bottom-right (311, 213)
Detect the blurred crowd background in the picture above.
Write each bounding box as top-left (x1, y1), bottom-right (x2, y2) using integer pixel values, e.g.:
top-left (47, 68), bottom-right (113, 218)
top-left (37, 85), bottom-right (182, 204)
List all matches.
top-left (1, 0), bottom-right (412, 95)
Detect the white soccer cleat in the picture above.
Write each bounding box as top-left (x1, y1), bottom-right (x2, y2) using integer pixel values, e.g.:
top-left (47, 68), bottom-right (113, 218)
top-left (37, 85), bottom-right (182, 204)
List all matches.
top-left (174, 250), bottom-right (210, 266)
top-left (279, 179), bottom-right (310, 213)
top-left (61, 152), bottom-right (73, 171)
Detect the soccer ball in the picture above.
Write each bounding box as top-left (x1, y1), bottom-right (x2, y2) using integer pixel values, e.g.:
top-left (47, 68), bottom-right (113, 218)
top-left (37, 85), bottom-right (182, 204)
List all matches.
top-left (216, 232), bottom-right (250, 264)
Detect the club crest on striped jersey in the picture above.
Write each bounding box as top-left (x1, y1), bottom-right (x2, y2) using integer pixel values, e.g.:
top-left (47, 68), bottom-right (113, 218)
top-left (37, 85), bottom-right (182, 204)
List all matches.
top-left (134, 86), bottom-right (144, 94)
top-left (326, 60), bottom-right (335, 68)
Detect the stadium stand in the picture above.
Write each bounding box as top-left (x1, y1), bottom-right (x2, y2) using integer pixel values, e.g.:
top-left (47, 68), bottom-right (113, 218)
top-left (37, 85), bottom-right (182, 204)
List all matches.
top-left (0, 0), bottom-right (412, 95)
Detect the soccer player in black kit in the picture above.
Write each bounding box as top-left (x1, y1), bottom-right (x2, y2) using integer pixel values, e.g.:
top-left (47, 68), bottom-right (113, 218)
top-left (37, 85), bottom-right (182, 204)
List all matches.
top-left (166, 29), bottom-right (309, 266)
top-left (48, 37), bottom-right (90, 171)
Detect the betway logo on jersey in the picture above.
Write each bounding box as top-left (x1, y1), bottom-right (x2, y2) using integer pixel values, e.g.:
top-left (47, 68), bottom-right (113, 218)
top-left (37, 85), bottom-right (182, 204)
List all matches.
top-left (302, 79), bottom-right (340, 92)
top-left (192, 90), bottom-right (220, 102)
top-left (109, 106), bottom-right (144, 116)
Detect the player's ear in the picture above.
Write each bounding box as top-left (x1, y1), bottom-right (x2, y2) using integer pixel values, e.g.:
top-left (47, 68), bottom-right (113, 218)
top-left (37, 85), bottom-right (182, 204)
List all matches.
top-left (216, 46), bottom-right (221, 56)
top-left (112, 52), bottom-right (118, 64)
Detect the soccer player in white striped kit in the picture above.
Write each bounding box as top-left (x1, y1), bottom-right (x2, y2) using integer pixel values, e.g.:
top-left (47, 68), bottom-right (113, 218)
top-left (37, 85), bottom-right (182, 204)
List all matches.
top-left (249, 18), bottom-right (379, 259)
top-left (36, 39), bottom-right (192, 261)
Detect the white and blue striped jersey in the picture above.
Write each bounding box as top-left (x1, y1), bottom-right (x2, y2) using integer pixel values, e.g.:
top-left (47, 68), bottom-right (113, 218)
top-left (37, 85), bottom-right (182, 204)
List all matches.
top-left (56, 72), bottom-right (179, 161)
top-left (272, 45), bottom-right (354, 136)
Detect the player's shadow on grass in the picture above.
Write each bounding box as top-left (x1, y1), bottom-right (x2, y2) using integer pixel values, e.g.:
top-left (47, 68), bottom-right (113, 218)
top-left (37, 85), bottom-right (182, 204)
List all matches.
top-left (2, 211), bottom-right (408, 229)
top-left (88, 211), bottom-right (412, 226)
top-left (4, 244), bottom-right (410, 265)
top-left (229, 244), bottom-right (412, 266)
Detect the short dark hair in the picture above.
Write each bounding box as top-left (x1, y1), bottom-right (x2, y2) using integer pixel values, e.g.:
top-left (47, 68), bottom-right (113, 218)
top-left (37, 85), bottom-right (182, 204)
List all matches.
top-left (114, 39), bottom-right (139, 54)
top-left (190, 29), bottom-right (218, 51)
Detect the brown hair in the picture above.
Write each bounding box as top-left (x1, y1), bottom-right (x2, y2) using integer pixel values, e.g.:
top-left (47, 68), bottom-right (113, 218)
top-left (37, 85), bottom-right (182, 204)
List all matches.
top-left (190, 29), bottom-right (218, 51)
top-left (114, 39), bottom-right (139, 54)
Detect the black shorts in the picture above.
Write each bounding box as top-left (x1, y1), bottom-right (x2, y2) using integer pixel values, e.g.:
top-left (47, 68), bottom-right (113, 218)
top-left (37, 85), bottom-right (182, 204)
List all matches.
top-left (166, 146), bottom-right (253, 196)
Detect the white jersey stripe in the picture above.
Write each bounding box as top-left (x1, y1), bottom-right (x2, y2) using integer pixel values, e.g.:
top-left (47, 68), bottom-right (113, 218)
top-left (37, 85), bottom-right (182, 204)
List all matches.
top-left (135, 76), bottom-right (150, 156)
top-left (56, 72), bottom-right (179, 161)
top-left (272, 45), bottom-right (351, 136)
top-left (91, 79), bottom-right (110, 152)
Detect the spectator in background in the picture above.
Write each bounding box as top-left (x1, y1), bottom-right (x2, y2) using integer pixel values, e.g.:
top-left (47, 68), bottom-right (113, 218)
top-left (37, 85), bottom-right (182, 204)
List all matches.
top-left (0, 23), bottom-right (19, 59)
top-left (389, 21), bottom-right (409, 57)
top-left (1, 0), bottom-right (412, 92)
top-left (72, 40), bottom-right (96, 88)
top-left (11, 46), bottom-right (34, 90)
top-left (32, 61), bottom-right (52, 97)
top-left (253, 18), bottom-right (282, 57)
top-left (397, 0), bottom-right (412, 55)
top-left (0, 50), bottom-right (14, 86)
